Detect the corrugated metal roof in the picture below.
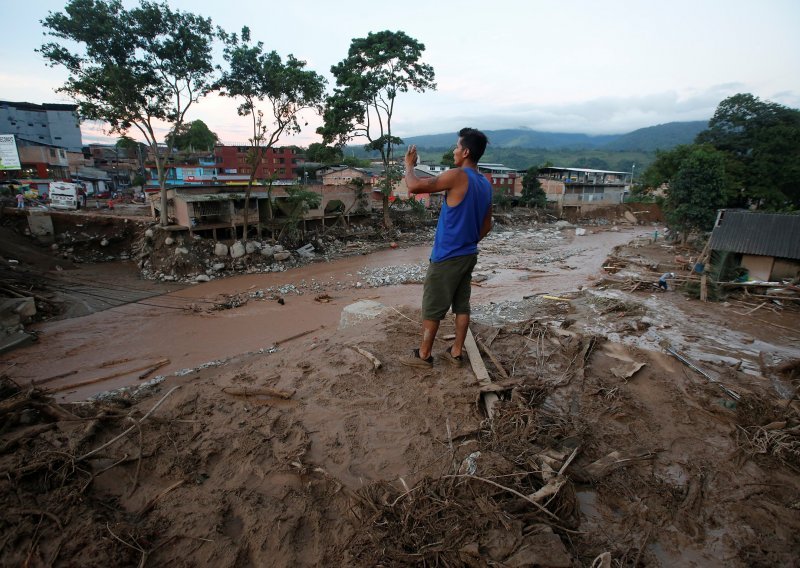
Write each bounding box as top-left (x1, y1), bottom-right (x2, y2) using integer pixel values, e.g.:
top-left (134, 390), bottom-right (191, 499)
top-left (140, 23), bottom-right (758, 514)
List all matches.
top-left (709, 210), bottom-right (800, 259)
top-left (176, 192), bottom-right (271, 202)
top-left (542, 166), bottom-right (630, 175)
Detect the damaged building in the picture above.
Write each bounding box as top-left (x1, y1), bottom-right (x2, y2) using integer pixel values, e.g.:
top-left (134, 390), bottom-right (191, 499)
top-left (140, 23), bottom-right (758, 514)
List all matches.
top-left (150, 184), bottom-right (369, 240)
top-left (709, 209), bottom-right (800, 282)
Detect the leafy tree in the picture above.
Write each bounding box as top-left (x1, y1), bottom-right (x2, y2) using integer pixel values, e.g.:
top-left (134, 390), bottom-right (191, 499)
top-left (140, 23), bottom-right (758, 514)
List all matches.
top-left (492, 190), bottom-right (512, 210)
top-left (216, 26), bottom-right (326, 240)
top-left (664, 145), bottom-right (728, 240)
top-left (116, 135), bottom-right (149, 182)
top-left (342, 155), bottom-right (371, 168)
top-left (306, 142), bottom-right (343, 164)
top-left (639, 144), bottom-right (696, 192)
top-left (278, 186), bottom-right (322, 243)
top-left (318, 30), bottom-right (436, 228)
top-left (40, 0), bottom-right (216, 226)
top-left (697, 93), bottom-right (800, 209)
top-left (167, 119), bottom-right (219, 152)
top-left (441, 147), bottom-right (455, 167)
top-left (520, 166), bottom-right (546, 208)
top-left (571, 156), bottom-right (610, 170)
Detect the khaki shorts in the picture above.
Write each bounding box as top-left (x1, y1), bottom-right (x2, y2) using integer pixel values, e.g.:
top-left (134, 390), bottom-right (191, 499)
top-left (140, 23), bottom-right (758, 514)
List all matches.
top-left (421, 254), bottom-right (478, 320)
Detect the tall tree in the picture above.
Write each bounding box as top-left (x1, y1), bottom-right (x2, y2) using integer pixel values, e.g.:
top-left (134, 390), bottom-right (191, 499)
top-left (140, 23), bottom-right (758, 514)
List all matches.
top-left (306, 142), bottom-right (343, 165)
top-left (520, 166), bottom-right (546, 208)
top-left (318, 30), bottom-right (436, 228)
top-left (167, 119), bottom-right (219, 152)
top-left (441, 147), bottom-right (455, 167)
top-left (116, 135), bottom-right (148, 179)
top-left (696, 93), bottom-right (800, 209)
top-left (216, 26), bottom-right (326, 241)
top-left (39, 0), bottom-right (216, 226)
top-left (663, 145), bottom-right (728, 240)
top-left (639, 144), bottom-right (696, 192)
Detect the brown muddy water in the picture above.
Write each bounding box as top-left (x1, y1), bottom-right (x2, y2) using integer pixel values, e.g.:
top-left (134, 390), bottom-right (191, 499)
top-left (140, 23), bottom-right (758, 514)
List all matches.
top-left (3, 227), bottom-right (648, 401)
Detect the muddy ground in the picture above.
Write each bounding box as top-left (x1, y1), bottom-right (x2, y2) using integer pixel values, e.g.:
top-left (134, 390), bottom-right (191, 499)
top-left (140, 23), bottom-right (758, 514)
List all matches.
top-left (1, 216), bottom-right (799, 567)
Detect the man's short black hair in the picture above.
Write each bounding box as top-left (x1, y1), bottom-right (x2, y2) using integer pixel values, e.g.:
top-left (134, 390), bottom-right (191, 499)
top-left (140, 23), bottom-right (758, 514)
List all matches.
top-left (458, 127), bottom-right (488, 163)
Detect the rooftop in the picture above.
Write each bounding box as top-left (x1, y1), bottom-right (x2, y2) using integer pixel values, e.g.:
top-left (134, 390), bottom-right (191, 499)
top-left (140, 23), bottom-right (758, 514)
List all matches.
top-left (709, 209), bottom-right (800, 260)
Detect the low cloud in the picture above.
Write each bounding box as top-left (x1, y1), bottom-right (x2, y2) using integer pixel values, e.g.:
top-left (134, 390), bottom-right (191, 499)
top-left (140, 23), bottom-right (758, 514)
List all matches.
top-left (395, 84), bottom-right (785, 136)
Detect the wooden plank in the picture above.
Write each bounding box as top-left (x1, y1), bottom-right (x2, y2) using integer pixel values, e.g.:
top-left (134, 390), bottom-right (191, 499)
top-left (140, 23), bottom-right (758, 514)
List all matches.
top-left (464, 329), bottom-right (499, 419)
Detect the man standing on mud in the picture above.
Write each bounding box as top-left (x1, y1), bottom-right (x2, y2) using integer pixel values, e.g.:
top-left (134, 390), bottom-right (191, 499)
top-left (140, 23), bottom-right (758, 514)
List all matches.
top-left (400, 128), bottom-right (493, 368)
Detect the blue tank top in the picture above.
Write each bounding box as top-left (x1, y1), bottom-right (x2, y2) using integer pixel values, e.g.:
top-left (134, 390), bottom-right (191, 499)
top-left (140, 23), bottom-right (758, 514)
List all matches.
top-left (430, 168), bottom-right (492, 262)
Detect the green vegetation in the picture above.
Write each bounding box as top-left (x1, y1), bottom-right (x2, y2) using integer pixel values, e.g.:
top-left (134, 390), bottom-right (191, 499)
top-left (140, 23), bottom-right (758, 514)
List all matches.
top-left (216, 25), bottom-right (325, 239)
top-left (319, 30), bottom-right (436, 228)
top-left (639, 93), bottom-right (800, 241)
top-left (40, 0), bottom-right (216, 226)
top-left (520, 167), bottom-right (546, 208)
top-left (403, 122), bottom-right (706, 152)
top-left (305, 143), bottom-right (343, 165)
top-left (663, 145), bottom-right (728, 238)
top-left (696, 93), bottom-right (800, 210)
top-left (277, 186), bottom-right (322, 243)
top-left (405, 147), bottom-right (652, 172)
top-left (166, 120), bottom-right (219, 152)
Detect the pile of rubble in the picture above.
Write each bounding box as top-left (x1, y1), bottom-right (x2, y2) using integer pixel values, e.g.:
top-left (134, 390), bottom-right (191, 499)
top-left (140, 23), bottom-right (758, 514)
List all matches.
top-left (134, 221), bottom-right (436, 284)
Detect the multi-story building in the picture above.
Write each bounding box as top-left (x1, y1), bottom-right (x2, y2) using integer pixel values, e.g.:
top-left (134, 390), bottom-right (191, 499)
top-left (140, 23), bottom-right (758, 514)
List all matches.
top-left (478, 163), bottom-right (520, 195)
top-left (537, 166), bottom-right (632, 212)
top-left (0, 101), bottom-right (82, 152)
top-left (214, 145), bottom-right (304, 181)
top-left (144, 146), bottom-right (306, 187)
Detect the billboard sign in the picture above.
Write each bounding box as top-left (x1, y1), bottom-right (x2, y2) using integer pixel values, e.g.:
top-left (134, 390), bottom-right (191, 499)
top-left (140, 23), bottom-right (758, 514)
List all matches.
top-left (0, 134), bottom-right (21, 171)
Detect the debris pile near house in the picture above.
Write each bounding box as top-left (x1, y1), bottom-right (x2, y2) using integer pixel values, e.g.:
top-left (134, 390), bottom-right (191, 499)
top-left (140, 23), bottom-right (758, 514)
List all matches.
top-left (133, 220), bottom-right (436, 283)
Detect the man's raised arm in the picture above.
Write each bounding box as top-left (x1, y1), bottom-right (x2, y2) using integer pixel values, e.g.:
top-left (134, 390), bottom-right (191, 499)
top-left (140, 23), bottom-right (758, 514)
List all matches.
top-left (404, 145), bottom-right (465, 195)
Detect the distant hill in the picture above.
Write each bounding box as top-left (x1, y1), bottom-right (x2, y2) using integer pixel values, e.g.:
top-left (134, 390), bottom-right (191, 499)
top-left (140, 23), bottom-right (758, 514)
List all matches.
top-left (601, 121), bottom-right (708, 151)
top-left (404, 129), bottom-right (617, 150)
top-left (403, 121), bottom-right (708, 153)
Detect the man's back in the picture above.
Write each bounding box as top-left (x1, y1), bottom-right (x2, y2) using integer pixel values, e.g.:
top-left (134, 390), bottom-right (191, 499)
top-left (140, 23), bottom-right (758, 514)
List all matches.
top-left (431, 168), bottom-right (492, 262)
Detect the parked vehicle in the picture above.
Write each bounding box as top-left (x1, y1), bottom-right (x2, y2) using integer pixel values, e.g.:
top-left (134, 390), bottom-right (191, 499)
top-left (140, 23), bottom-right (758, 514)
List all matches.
top-left (49, 182), bottom-right (85, 210)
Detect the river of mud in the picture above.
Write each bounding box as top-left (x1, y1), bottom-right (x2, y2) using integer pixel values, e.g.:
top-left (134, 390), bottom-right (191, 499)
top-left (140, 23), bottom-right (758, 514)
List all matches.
top-left (2, 225), bottom-right (648, 401)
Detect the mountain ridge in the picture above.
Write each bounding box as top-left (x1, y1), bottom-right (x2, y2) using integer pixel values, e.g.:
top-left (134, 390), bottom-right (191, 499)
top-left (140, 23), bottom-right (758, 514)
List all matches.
top-left (403, 121), bottom-right (708, 152)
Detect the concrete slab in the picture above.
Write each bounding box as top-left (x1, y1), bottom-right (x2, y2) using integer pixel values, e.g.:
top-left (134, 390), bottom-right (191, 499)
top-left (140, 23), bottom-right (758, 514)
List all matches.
top-left (339, 299), bottom-right (385, 329)
top-left (0, 331), bottom-right (35, 355)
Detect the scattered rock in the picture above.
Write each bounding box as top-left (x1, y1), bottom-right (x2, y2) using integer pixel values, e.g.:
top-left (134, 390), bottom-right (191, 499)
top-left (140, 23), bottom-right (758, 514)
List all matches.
top-left (274, 251), bottom-right (291, 262)
top-left (230, 242), bottom-right (246, 259)
top-left (195, 274), bottom-right (211, 282)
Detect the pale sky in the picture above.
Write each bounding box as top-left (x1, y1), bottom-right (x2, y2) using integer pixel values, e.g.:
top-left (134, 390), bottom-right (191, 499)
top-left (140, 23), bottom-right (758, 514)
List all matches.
top-left (2, 0), bottom-right (799, 147)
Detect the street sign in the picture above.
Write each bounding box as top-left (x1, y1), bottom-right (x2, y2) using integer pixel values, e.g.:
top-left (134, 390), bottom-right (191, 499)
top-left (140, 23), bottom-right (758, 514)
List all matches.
top-left (0, 134), bottom-right (22, 170)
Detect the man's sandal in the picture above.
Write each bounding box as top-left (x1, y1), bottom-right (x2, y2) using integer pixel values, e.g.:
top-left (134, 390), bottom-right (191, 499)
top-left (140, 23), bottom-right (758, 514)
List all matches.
top-left (400, 348), bottom-right (434, 368)
top-left (442, 346), bottom-right (465, 367)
